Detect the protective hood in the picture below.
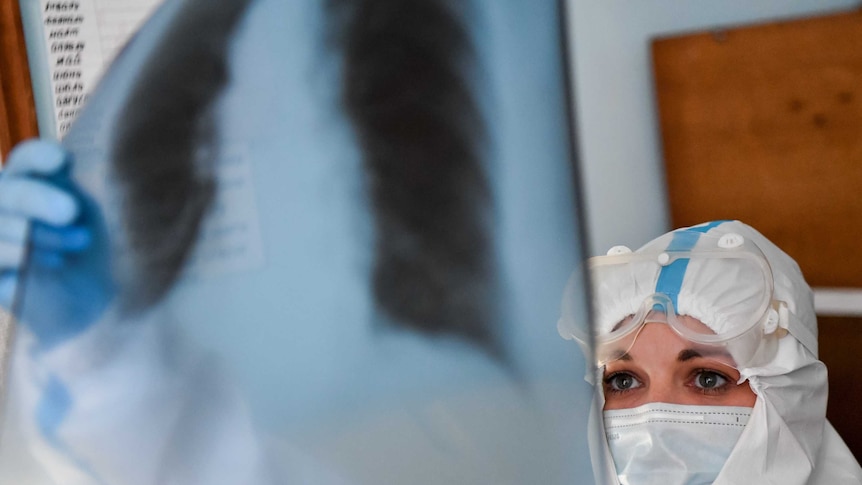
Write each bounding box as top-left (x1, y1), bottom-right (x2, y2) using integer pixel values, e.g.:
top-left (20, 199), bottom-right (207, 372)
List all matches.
top-left (565, 221), bottom-right (862, 484)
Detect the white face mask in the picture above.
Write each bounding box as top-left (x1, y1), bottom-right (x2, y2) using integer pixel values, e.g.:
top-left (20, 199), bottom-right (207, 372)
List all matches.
top-left (603, 403), bottom-right (751, 485)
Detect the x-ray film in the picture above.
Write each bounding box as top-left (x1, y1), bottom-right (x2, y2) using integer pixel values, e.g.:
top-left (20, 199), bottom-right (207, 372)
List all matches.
top-left (4, 0), bottom-right (597, 483)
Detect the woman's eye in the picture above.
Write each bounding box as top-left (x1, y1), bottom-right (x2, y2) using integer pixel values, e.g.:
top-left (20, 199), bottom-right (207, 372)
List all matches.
top-left (694, 371), bottom-right (728, 390)
top-left (605, 373), bottom-right (642, 392)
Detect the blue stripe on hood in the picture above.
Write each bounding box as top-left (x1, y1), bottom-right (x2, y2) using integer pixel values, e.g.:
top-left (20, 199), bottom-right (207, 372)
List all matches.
top-left (654, 221), bottom-right (728, 310)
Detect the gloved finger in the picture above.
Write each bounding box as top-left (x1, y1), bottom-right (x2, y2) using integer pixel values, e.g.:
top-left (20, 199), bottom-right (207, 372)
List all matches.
top-left (0, 240), bottom-right (25, 270)
top-left (0, 213), bottom-right (28, 245)
top-left (0, 178), bottom-right (78, 226)
top-left (31, 224), bottom-right (92, 253)
top-left (4, 139), bottom-right (68, 176)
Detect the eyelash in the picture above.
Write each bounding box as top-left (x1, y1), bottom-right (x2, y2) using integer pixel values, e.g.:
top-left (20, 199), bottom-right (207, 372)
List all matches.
top-left (603, 371), bottom-right (642, 395)
top-left (688, 368), bottom-right (732, 395)
top-left (602, 368), bottom-right (734, 396)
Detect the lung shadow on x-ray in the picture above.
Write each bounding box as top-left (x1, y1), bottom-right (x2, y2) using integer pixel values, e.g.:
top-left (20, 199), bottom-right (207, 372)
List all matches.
top-left (109, 0), bottom-right (254, 314)
top-left (327, 0), bottom-right (502, 357)
top-left (110, 0), bottom-right (503, 358)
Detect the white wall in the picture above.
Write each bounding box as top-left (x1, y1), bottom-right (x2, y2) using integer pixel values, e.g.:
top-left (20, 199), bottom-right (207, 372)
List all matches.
top-left (568, 0), bottom-right (860, 256)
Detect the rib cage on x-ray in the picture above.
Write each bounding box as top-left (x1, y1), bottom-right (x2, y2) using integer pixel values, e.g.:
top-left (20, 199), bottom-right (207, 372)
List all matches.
top-left (108, 0), bottom-right (248, 314)
top-left (5, 0), bottom-right (597, 482)
top-left (114, 0), bottom-right (502, 356)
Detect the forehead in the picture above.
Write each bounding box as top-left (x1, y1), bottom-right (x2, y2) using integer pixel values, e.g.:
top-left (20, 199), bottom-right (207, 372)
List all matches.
top-left (621, 322), bottom-right (736, 367)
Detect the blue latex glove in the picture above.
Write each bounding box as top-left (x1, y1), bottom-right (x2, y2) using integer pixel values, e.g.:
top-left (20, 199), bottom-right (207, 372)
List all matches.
top-left (0, 139), bottom-right (114, 348)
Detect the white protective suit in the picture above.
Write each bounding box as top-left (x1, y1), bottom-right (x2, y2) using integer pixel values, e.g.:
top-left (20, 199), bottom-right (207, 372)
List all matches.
top-left (560, 220), bottom-right (862, 484)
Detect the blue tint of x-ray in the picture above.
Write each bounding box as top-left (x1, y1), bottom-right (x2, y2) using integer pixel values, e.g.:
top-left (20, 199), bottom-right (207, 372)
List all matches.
top-left (5, 0), bottom-right (596, 483)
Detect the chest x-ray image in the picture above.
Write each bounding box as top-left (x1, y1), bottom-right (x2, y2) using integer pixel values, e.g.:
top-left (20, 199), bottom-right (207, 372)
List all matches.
top-left (0, 0), bottom-right (597, 483)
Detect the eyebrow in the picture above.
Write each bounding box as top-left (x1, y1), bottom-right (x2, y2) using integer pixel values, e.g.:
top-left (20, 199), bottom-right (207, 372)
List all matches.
top-left (677, 348), bottom-right (732, 362)
top-left (608, 348), bottom-right (732, 364)
top-left (609, 350), bottom-right (632, 361)
top-left (678, 349), bottom-right (702, 362)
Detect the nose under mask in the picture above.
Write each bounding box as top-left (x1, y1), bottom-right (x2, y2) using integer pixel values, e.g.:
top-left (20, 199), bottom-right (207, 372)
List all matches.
top-left (603, 402), bottom-right (751, 485)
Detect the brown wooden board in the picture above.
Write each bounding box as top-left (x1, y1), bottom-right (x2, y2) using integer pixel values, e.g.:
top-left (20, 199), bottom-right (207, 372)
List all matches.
top-left (819, 315), bottom-right (862, 460)
top-left (0, 68), bottom-right (11, 156)
top-left (653, 9), bottom-right (862, 288)
top-left (0, 0), bottom-right (39, 161)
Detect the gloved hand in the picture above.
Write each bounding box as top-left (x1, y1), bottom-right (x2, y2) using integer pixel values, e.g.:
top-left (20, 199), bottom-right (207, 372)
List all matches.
top-left (0, 139), bottom-right (114, 348)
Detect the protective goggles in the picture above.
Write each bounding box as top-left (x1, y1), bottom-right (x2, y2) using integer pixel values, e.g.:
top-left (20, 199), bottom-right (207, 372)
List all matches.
top-left (567, 230), bottom-right (786, 369)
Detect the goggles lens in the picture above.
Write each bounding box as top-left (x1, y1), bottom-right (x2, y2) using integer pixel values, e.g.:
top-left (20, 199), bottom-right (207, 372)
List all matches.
top-left (588, 242), bottom-right (774, 367)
